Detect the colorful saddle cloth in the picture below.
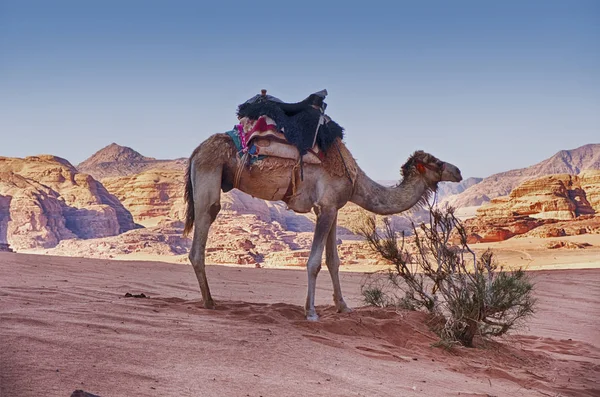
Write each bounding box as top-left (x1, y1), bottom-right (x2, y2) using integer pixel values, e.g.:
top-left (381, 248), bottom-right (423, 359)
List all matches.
top-left (227, 116), bottom-right (323, 165)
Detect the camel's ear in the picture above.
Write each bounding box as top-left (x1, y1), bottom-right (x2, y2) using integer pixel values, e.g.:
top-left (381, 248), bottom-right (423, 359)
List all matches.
top-left (416, 162), bottom-right (426, 174)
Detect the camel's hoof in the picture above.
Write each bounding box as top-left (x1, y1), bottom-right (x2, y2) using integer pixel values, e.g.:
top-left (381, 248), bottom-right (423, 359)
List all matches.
top-left (337, 305), bottom-right (353, 314)
top-left (203, 300), bottom-right (216, 310)
top-left (306, 309), bottom-right (319, 321)
top-left (306, 313), bottom-right (320, 322)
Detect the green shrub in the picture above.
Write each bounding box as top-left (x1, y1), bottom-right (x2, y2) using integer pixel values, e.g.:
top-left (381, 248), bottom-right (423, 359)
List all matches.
top-left (355, 205), bottom-right (536, 347)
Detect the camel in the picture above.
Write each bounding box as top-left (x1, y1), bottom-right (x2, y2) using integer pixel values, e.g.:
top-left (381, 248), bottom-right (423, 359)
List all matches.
top-left (183, 133), bottom-right (462, 321)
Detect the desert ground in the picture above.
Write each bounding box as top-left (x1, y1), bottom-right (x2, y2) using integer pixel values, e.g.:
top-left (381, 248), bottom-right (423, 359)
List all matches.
top-left (474, 234), bottom-right (600, 271)
top-left (1, 250), bottom-right (599, 397)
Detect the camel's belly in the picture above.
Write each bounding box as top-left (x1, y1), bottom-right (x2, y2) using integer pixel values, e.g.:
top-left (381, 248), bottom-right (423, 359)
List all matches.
top-left (235, 158), bottom-right (294, 202)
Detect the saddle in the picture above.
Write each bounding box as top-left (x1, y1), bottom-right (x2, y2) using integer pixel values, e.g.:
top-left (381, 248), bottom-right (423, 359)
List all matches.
top-left (230, 90), bottom-right (352, 193)
top-left (236, 89), bottom-right (344, 159)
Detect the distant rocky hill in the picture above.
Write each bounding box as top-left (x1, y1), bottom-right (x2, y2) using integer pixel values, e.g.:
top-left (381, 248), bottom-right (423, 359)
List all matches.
top-left (444, 143), bottom-right (600, 208)
top-left (77, 143), bottom-right (186, 179)
top-left (378, 177), bottom-right (483, 203)
top-left (437, 177), bottom-right (483, 201)
top-left (6, 141), bottom-right (599, 265)
top-left (0, 155), bottom-right (136, 250)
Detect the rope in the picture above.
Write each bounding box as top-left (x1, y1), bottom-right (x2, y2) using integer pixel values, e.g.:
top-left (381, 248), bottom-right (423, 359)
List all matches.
top-left (233, 151), bottom-right (249, 190)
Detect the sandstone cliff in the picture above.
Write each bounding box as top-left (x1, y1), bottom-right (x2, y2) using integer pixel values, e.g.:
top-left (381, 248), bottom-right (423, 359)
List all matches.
top-left (0, 155), bottom-right (136, 250)
top-left (102, 169), bottom-right (186, 225)
top-left (445, 143), bottom-right (600, 208)
top-left (580, 170), bottom-right (600, 213)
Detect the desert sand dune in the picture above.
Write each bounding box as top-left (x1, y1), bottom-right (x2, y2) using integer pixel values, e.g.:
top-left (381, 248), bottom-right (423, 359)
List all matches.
top-left (1, 253), bottom-right (599, 397)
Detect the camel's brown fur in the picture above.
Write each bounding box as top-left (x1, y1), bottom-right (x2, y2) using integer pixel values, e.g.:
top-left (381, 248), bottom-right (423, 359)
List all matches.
top-left (321, 139), bottom-right (358, 180)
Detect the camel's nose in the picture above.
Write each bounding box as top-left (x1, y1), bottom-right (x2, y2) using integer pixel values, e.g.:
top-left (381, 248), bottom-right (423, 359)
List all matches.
top-left (443, 163), bottom-right (462, 182)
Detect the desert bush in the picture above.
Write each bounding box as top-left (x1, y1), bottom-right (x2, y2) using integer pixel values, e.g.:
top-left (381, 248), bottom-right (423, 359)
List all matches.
top-left (355, 205), bottom-right (536, 347)
top-left (361, 283), bottom-right (391, 307)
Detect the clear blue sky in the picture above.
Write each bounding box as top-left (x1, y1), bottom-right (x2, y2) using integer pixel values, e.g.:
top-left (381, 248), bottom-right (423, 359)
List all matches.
top-left (1, 0), bottom-right (598, 180)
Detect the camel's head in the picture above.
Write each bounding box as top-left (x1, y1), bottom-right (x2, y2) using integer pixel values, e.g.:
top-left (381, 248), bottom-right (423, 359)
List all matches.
top-left (401, 151), bottom-right (463, 188)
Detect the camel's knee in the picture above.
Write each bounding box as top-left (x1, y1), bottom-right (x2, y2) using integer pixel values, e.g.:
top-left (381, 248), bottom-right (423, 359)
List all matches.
top-left (307, 263), bottom-right (321, 278)
top-left (188, 243), bottom-right (204, 266)
top-left (209, 202), bottom-right (221, 223)
top-left (188, 244), bottom-right (198, 263)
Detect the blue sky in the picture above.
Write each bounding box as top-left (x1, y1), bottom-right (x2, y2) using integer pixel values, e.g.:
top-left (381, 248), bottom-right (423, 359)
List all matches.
top-left (1, 0), bottom-right (598, 180)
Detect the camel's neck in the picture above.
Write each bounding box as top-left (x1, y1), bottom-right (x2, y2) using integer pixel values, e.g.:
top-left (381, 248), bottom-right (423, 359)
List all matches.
top-left (350, 167), bottom-right (430, 215)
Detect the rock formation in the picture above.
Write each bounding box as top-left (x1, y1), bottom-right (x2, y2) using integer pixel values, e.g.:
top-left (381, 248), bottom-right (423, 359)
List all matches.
top-left (519, 215), bottom-right (600, 238)
top-left (0, 155), bottom-right (136, 250)
top-left (102, 169), bottom-right (186, 225)
top-left (0, 243), bottom-right (14, 252)
top-left (445, 143), bottom-right (600, 208)
top-left (43, 219), bottom-right (192, 259)
top-left (482, 174), bottom-right (594, 220)
top-left (580, 170), bottom-right (600, 212)
top-left (464, 172), bottom-right (598, 242)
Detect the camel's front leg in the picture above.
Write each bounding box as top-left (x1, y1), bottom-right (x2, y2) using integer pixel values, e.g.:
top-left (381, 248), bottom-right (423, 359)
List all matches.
top-left (325, 214), bottom-right (352, 313)
top-left (305, 206), bottom-right (337, 321)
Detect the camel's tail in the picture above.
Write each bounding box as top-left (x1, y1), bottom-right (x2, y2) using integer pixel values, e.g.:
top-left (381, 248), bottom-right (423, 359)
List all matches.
top-left (183, 159), bottom-right (195, 237)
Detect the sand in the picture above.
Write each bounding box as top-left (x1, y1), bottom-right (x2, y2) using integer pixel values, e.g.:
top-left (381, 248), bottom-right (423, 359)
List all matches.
top-left (1, 252), bottom-right (599, 397)
top-left (474, 234), bottom-right (600, 271)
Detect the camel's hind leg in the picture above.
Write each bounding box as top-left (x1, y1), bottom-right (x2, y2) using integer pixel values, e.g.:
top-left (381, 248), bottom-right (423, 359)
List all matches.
top-left (188, 163), bottom-right (222, 309)
top-left (325, 214), bottom-right (352, 313)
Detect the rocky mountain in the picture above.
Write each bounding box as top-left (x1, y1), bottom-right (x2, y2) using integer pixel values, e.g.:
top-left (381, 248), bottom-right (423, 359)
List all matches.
top-left (77, 143), bottom-right (186, 180)
top-left (464, 171), bottom-right (600, 242)
top-left (0, 155), bottom-right (136, 250)
top-left (445, 143), bottom-right (600, 208)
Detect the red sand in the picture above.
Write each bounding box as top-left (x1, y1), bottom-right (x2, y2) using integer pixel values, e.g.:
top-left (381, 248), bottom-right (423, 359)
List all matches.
top-left (1, 253), bottom-right (599, 396)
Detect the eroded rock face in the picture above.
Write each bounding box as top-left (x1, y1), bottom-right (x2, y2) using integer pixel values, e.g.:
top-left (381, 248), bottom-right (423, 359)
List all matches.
top-left (519, 215), bottom-right (600, 238)
top-left (480, 174), bottom-right (595, 220)
top-left (43, 219), bottom-right (191, 259)
top-left (464, 173), bottom-right (597, 242)
top-left (102, 169), bottom-right (186, 223)
top-left (0, 156), bottom-right (136, 250)
top-left (0, 172), bottom-right (76, 249)
top-left (464, 215), bottom-right (552, 243)
top-left (580, 170), bottom-right (600, 213)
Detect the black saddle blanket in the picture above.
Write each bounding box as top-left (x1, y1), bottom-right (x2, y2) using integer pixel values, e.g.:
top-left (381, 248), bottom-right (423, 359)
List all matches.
top-left (237, 90), bottom-right (344, 156)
